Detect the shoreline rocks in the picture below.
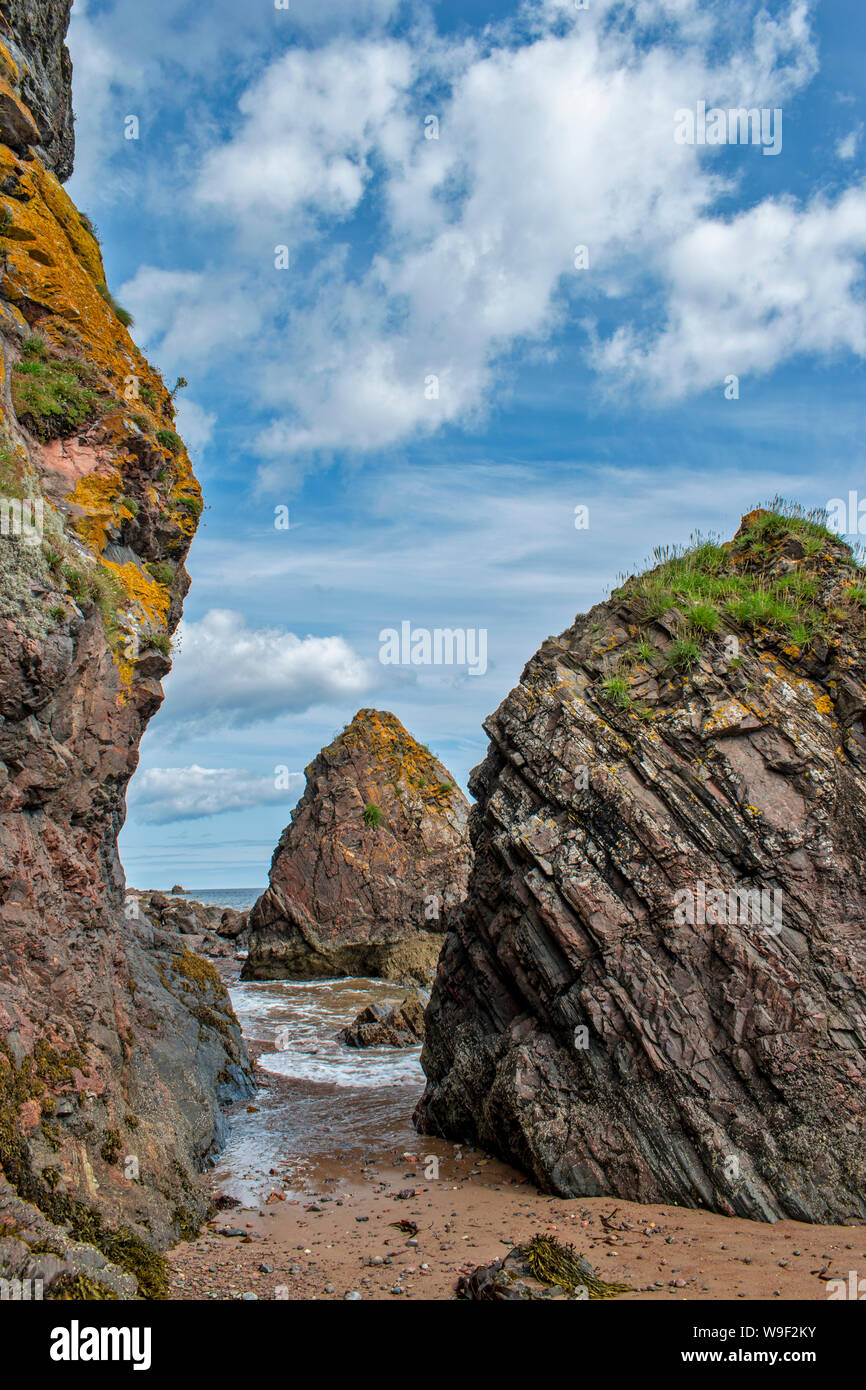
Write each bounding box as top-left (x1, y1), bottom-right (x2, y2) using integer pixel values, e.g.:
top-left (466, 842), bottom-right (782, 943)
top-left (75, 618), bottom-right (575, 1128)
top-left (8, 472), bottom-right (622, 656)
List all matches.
top-left (130, 891), bottom-right (250, 958)
top-left (339, 994), bottom-right (427, 1049)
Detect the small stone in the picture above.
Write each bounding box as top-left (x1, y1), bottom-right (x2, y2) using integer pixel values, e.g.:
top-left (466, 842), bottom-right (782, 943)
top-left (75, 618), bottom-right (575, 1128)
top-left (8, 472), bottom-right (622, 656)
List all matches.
top-left (344, 1291), bottom-right (362, 1300)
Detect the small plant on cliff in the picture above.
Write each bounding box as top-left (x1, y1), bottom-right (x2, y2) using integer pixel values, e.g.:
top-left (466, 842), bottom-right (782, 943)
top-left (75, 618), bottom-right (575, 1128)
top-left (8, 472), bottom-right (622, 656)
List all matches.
top-left (147, 633), bottom-right (171, 657)
top-left (600, 674), bottom-right (632, 709)
top-left (22, 334), bottom-right (48, 360)
top-left (725, 591), bottom-right (798, 632)
top-left (688, 601), bottom-right (720, 633)
top-left (665, 635), bottom-right (702, 672)
top-left (156, 428), bottom-right (183, 456)
top-left (145, 561), bottom-right (174, 586)
top-left (175, 493), bottom-right (203, 519)
top-left (100, 1129), bottom-right (123, 1165)
top-left (12, 348), bottom-right (106, 441)
top-left (77, 212), bottom-right (100, 241)
top-left (0, 442), bottom-right (26, 498)
top-left (60, 562), bottom-right (87, 602)
top-left (60, 561), bottom-right (125, 638)
top-left (363, 803), bottom-right (383, 827)
top-left (96, 282), bottom-right (134, 328)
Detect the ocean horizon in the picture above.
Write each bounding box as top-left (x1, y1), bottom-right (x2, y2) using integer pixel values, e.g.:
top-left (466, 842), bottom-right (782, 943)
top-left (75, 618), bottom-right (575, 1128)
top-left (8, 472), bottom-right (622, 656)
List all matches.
top-left (132, 887), bottom-right (265, 911)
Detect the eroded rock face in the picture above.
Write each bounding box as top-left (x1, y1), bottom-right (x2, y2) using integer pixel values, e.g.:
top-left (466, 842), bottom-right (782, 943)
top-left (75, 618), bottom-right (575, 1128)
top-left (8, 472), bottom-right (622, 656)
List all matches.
top-left (0, 0), bottom-right (74, 179)
top-left (417, 512), bottom-right (866, 1224)
top-left (244, 710), bottom-right (471, 985)
top-left (0, 2), bottom-right (253, 1295)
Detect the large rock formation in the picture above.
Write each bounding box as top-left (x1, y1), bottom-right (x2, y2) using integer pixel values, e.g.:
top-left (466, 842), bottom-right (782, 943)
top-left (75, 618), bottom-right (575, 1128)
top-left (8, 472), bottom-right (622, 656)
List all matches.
top-left (0, 2), bottom-right (253, 1297)
top-left (416, 510), bottom-right (866, 1224)
top-left (244, 710), bottom-right (471, 984)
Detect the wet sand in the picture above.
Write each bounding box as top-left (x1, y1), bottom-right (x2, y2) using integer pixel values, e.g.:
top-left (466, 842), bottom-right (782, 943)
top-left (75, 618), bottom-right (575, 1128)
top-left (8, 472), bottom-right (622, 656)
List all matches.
top-left (168, 962), bottom-right (866, 1301)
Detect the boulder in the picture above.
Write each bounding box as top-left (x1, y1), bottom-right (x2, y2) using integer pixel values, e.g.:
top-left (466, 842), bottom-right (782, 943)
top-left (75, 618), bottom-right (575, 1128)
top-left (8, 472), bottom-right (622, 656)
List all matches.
top-left (340, 994), bottom-right (426, 1048)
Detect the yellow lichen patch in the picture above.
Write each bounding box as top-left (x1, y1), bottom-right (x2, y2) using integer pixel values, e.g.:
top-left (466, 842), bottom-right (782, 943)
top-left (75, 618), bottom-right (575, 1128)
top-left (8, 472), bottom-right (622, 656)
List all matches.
top-left (67, 471), bottom-right (123, 553)
top-left (337, 709), bottom-right (460, 812)
top-left (703, 699), bottom-right (753, 736)
top-left (0, 41), bottom-right (20, 84)
top-left (0, 148), bottom-right (196, 499)
top-left (102, 561), bottom-right (170, 628)
top-left (815, 695), bottom-right (834, 716)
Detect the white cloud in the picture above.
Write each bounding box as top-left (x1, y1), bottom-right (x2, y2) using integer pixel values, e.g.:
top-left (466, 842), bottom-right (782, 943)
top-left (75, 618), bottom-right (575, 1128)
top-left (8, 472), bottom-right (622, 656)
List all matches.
top-left (162, 609), bottom-right (374, 728)
top-left (129, 763), bottom-right (302, 822)
top-left (836, 126), bottom-right (862, 161)
top-left (117, 266), bottom-right (264, 366)
top-left (174, 398), bottom-right (216, 455)
top-left (590, 185), bottom-right (866, 395)
top-left (194, 41), bottom-right (413, 224)
top-left (84, 0), bottom-right (865, 470)
top-left (170, 0), bottom-right (839, 466)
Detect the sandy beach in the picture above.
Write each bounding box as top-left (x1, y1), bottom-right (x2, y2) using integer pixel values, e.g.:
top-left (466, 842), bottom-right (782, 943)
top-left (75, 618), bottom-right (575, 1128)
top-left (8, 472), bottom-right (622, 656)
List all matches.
top-left (168, 1132), bottom-right (866, 1302)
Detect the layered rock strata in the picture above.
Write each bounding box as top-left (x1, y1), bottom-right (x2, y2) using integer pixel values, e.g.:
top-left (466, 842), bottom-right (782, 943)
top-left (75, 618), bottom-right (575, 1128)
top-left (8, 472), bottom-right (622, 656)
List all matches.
top-left (417, 511), bottom-right (866, 1224)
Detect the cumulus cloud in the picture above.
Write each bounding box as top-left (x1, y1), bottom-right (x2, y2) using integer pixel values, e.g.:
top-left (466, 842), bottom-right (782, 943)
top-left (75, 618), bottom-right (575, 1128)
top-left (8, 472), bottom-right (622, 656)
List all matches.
top-left (117, 267), bottom-right (264, 366)
top-left (172, 0), bottom-right (846, 466)
top-left (194, 41), bottom-right (413, 225)
top-left (81, 0), bottom-right (865, 470)
top-left (590, 185), bottom-right (866, 394)
top-left (129, 764), bottom-right (302, 822)
top-left (162, 609), bottom-right (374, 728)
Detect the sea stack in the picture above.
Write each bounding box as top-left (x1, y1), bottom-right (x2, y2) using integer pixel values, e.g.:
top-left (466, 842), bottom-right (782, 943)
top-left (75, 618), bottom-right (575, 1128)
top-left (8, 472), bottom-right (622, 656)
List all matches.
top-left (416, 509), bottom-right (866, 1224)
top-left (243, 709), bottom-right (472, 984)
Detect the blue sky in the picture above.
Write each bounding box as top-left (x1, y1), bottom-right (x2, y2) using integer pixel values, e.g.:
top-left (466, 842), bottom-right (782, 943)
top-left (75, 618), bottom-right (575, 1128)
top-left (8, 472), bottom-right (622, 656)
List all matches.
top-left (65, 0), bottom-right (866, 887)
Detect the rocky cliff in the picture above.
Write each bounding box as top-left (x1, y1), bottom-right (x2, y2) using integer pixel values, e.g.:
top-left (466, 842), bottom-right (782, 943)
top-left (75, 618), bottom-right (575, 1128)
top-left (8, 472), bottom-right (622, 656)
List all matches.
top-left (244, 709), bottom-right (472, 984)
top-left (0, 0), bottom-right (253, 1298)
top-left (416, 507), bottom-right (866, 1224)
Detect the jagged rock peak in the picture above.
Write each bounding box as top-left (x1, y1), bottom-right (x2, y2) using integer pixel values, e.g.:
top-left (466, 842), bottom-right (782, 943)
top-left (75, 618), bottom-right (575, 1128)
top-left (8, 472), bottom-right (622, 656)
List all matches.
top-left (243, 709), bottom-right (472, 985)
top-left (416, 503), bottom-right (866, 1225)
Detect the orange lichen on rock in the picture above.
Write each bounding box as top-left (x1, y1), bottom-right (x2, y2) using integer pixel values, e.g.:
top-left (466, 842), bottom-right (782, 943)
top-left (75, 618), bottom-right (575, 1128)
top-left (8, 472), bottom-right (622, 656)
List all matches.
top-left (103, 560), bottom-right (170, 629)
top-left (67, 469), bottom-right (123, 552)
